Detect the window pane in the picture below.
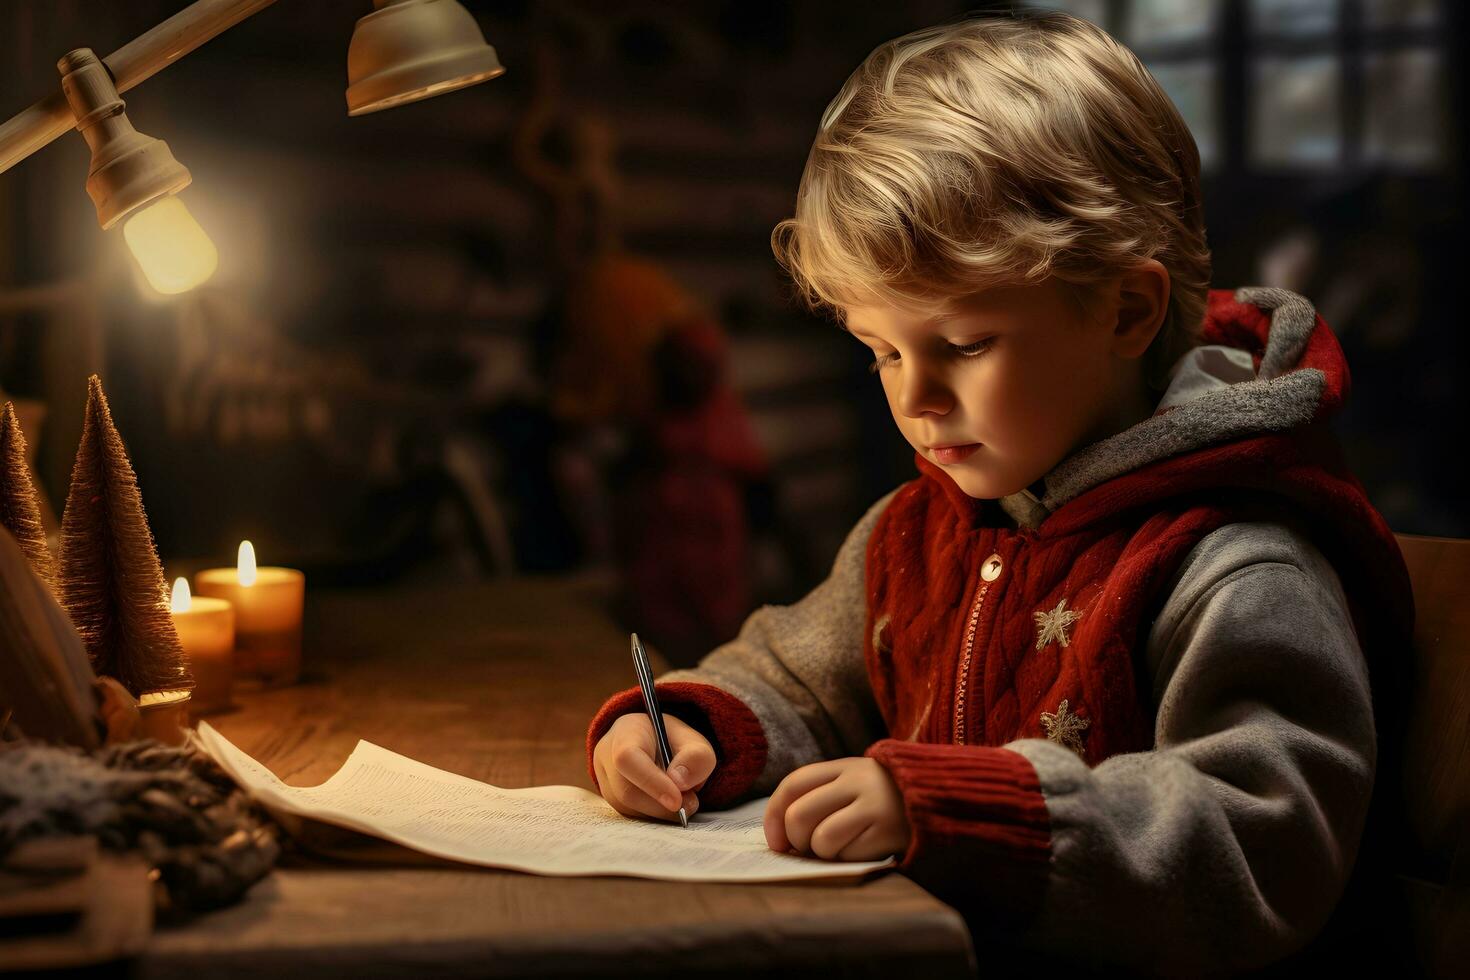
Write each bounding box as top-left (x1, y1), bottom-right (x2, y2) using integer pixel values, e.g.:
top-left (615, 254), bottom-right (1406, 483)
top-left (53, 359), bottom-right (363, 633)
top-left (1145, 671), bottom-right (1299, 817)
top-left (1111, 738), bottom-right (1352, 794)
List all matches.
top-left (1029, 1), bottom-right (1107, 26)
top-left (1250, 55), bottom-right (1341, 167)
top-left (1126, 0), bottom-right (1223, 46)
top-left (1148, 61), bottom-right (1219, 171)
top-left (1249, 0), bottom-right (1338, 35)
top-left (1364, 0), bottom-right (1438, 27)
top-left (1363, 48), bottom-right (1441, 167)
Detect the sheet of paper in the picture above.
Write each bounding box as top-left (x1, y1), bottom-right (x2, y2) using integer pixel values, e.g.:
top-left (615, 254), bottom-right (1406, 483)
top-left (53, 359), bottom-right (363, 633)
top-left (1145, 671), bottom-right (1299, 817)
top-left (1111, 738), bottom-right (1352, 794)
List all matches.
top-left (195, 722), bottom-right (897, 883)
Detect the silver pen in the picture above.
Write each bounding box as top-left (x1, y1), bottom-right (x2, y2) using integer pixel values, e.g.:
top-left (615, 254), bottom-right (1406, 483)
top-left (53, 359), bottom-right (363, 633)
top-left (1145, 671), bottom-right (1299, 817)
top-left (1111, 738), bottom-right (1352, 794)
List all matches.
top-left (631, 632), bottom-right (689, 828)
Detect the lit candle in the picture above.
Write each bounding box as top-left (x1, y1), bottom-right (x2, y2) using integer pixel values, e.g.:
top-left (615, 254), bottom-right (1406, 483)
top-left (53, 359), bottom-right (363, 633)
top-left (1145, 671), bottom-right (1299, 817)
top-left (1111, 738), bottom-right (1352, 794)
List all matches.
top-left (169, 577), bottom-right (235, 714)
top-left (195, 541), bottom-right (305, 687)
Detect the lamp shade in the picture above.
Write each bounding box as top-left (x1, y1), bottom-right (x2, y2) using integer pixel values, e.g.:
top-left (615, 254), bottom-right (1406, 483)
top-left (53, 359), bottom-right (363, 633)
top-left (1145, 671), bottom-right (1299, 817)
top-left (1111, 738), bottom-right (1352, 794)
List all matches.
top-left (57, 48), bottom-right (190, 229)
top-left (346, 0), bottom-right (505, 116)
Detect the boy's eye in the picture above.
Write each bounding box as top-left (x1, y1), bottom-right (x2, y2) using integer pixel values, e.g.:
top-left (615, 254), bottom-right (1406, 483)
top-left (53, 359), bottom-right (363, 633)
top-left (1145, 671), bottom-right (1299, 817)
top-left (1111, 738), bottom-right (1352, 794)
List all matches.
top-left (951, 339), bottom-right (993, 358)
top-left (867, 339), bottom-right (992, 375)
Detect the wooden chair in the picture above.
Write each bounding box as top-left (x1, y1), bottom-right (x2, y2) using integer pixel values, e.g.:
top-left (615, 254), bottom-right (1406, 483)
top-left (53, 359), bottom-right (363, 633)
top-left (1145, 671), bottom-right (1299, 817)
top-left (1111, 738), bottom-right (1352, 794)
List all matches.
top-left (1393, 533), bottom-right (1470, 976)
top-left (1257, 532), bottom-right (1468, 979)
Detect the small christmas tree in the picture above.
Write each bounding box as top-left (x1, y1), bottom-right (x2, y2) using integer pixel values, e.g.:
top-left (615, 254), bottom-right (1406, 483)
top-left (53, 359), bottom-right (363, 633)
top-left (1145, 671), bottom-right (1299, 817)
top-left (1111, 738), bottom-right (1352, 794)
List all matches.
top-left (0, 401), bottom-right (53, 587)
top-left (56, 376), bottom-right (192, 698)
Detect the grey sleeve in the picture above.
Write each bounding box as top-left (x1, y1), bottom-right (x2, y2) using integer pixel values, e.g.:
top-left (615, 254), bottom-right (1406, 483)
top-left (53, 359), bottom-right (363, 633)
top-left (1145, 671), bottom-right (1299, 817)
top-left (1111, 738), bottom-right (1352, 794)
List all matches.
top-left (656, 489), bottom-right (898, 798)
top-left (1002, 521), bottom-right (1377, 976)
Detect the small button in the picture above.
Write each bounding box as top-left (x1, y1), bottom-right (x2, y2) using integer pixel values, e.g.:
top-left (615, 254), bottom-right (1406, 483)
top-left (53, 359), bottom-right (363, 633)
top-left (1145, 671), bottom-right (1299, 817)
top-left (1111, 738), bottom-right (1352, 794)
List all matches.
top-left (981, 553), bottom-right (1003, 581)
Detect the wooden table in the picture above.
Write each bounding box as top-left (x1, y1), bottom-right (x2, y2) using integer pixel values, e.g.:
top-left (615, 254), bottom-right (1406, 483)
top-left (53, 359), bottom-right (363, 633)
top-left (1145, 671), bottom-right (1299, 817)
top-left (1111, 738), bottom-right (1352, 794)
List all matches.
top-left (139, 577), bottom-right (978, 979)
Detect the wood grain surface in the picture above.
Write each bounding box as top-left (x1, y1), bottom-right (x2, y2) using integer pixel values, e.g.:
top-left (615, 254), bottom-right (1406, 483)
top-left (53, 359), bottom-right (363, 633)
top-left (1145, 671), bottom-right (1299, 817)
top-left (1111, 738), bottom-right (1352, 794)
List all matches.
top-left (138, 576), bottom-right (978, 979)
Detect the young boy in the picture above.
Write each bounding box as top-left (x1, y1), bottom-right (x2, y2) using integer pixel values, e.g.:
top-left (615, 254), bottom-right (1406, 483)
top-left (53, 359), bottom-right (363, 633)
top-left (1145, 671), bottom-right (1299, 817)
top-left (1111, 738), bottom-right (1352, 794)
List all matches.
top-left (586, 12), bottom-right (1413, 976)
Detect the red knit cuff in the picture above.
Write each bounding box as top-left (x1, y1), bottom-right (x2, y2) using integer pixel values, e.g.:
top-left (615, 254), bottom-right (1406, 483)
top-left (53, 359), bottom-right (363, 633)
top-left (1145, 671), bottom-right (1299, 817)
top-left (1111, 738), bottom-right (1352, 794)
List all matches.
top-left (586, 681), bottom-right (767, 809)
top-left (866, 739), bottom-right (1052, 926)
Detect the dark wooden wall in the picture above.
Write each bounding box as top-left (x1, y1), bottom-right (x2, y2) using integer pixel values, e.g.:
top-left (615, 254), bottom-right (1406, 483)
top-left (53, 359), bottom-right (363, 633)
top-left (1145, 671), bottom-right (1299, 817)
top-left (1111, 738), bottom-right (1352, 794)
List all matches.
top-left (1, 1), bottom-right (1464, 612)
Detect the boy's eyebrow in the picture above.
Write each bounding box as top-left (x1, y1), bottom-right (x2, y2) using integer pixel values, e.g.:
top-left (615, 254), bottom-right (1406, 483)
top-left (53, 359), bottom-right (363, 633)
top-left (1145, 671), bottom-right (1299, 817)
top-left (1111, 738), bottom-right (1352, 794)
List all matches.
top-left (842, 312), bottom-right (960, 339)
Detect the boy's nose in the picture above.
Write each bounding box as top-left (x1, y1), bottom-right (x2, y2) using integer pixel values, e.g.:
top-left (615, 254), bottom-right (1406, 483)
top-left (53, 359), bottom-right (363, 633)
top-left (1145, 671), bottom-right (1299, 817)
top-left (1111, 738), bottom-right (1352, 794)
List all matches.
top-left (895, 367), bottom-right (953, 418)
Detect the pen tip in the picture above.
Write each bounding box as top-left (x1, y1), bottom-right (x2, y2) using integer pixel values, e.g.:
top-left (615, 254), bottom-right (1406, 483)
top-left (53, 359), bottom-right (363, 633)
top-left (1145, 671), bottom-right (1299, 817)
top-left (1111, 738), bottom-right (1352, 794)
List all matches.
top-left (678, 807), bottom-right (689, 828)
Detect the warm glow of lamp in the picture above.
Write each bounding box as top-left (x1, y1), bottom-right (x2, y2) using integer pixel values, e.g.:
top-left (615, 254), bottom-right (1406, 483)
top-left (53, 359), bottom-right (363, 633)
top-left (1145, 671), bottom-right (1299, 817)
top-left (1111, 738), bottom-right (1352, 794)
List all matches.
top-left (171, 575), bottom-right (193, 613)
top-left (1, 2), bottom-right (516, 299)
top-left (54, 47), bottom-right (218, 296)
top-left (238, 540), bottom-right (258, 587)
top-left (123, 196), bottom-right (218, 294)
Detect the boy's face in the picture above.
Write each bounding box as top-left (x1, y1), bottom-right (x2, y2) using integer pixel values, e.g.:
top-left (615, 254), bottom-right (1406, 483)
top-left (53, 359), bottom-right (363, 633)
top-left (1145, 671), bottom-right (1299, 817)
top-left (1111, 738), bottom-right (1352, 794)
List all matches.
top-left (845, 276), bottom-right (1153, 500)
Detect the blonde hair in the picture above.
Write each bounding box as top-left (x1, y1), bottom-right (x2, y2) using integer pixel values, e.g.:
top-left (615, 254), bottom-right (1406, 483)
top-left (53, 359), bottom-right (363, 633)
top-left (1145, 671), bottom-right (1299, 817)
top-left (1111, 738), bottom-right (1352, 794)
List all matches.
top-left (771, 11), bottom-right (1212, 391)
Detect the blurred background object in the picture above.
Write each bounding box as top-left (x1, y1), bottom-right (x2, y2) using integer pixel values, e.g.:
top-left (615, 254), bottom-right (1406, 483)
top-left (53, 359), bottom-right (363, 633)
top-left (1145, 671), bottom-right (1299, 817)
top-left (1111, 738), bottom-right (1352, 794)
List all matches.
top-left (542, 251), bottom-right (772, 665)
top-left (1, 1), bottom-right (1463, 665)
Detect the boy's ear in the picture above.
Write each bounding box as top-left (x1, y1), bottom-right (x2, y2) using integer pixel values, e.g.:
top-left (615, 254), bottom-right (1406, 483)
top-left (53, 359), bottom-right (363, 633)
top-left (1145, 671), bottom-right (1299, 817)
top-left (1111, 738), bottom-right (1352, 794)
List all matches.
top-left (1111, 259), bottom-right (1170, 359)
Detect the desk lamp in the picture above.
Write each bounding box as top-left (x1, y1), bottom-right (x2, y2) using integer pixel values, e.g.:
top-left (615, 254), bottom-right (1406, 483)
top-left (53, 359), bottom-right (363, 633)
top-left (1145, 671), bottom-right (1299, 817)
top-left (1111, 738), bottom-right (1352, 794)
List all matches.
top-left (0, 0), bottom-right (506, 295)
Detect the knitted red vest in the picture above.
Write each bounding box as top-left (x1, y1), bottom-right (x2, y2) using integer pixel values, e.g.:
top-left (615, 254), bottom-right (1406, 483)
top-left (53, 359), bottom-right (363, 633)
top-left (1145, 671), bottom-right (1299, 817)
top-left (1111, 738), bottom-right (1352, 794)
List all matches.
top-left (866, 473), bottom-right (1230, 761)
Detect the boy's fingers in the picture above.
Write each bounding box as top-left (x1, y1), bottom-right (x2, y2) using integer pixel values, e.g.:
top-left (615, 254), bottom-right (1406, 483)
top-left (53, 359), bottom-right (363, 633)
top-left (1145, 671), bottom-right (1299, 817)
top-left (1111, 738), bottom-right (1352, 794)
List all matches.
top-left (836, 822), bottom-right (892, 863)
top-left (612, 775), bottom-right (696, 822)
top-left (768, 761), bottom-right (845, 813)
top-left (812, 809), bottom-right (871, 861)
top-left (665, 716), bottom-right (717, 790)
top-left (613, 744), bottom-right (683, 810)
top-left (605, 778), bottom-right (665, 820)
top-left (784, 782), bottom-right (859, 855)
top-left (665, 749), bottom-right (714, 792)
top-left (593, 756), bottom-right (609, 797)
top-left (764, 761), bottom-right (845, 853)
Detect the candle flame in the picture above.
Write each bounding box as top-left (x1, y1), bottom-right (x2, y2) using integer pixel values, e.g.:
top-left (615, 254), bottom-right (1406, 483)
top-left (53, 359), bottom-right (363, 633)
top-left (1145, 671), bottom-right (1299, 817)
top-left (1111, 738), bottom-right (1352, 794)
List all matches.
top-left (238, 540), bottom-right (258, 587)
top-left (170, 576), bottom-right (192, 613)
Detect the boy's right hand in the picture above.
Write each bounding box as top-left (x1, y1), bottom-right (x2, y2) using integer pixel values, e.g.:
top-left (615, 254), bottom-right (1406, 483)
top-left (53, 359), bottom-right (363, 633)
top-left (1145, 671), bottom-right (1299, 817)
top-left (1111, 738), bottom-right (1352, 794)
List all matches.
top-left (593, 712), bottom-right (715, 821)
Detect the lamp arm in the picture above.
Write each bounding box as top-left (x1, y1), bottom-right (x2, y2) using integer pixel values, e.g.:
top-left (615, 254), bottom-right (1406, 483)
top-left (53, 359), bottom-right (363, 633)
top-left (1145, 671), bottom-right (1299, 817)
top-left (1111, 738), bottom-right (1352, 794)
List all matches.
top-left (0, 0), bottom-right (281, 176)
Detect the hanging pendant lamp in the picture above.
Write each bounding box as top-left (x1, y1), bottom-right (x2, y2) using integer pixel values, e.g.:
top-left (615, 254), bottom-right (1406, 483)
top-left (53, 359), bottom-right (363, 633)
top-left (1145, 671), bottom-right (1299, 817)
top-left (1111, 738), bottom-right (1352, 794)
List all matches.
top-left (346, 0), bottom-right (506, 116)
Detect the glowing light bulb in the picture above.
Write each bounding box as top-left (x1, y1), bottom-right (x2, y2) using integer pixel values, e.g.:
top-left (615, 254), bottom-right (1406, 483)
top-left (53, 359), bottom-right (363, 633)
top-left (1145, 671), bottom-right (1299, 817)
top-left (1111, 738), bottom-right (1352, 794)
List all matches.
top-left (238, 540), bottom-right (258, 587)
top-left (170, 576), bottom-right (192, 613)
top-left (122, 195), bottom-right (218, 295)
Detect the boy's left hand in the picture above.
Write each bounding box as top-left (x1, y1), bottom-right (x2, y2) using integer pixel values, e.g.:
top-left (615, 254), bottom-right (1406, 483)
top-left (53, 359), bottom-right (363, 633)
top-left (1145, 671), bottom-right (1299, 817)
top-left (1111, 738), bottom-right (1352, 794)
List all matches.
top-left (763, 757), bottom-right (911, 862)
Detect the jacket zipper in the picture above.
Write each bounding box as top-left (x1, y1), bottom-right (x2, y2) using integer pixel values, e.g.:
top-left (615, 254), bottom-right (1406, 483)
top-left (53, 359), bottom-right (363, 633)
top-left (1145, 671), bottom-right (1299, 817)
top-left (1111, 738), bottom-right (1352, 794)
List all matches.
top-left (952, 578), bottom-right (992, 745)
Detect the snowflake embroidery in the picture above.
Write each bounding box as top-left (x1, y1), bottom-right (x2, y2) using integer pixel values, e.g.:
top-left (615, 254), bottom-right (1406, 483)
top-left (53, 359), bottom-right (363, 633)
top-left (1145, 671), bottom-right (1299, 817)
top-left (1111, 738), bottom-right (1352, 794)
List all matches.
top-left (1040, 699), bottom-right (1091, 759)
top-left (1033, 597), bottom-right (1084, 650)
